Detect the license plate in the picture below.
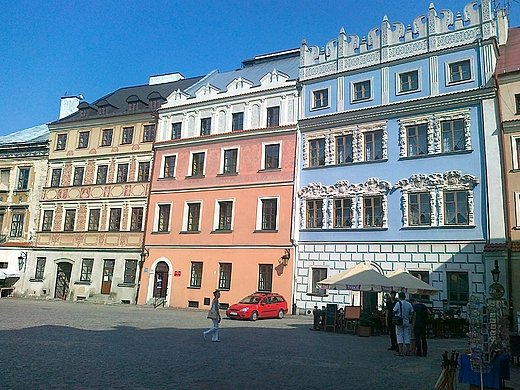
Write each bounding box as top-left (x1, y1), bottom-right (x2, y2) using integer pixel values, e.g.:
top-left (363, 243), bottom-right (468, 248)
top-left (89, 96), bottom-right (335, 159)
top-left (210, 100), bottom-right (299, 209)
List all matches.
top-left (229, 311), bottom-right (237, 315)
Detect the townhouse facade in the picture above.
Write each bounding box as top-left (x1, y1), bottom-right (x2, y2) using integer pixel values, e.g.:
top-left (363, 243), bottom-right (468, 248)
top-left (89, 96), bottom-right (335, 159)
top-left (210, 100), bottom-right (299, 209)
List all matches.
top-left (294, 0), bottom-right (508, 314)
top-left (22, 74), bottom-right (202, 303)
top-left (137, 50), bottom-right (300, 310)
top-left (496, 27), bottom-right (520, 320)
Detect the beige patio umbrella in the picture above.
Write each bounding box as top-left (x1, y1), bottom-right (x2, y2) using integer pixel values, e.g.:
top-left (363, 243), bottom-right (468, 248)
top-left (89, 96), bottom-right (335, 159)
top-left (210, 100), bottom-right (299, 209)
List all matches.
top-left (386, 269), bottom-right (438, 296)
top-left (317, 263), bottom-right (399, 292)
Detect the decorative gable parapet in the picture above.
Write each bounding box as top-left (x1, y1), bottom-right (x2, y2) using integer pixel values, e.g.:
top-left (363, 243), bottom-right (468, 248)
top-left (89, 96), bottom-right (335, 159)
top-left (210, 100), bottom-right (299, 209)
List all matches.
top-left (300, 0), bottom-right (498, 81)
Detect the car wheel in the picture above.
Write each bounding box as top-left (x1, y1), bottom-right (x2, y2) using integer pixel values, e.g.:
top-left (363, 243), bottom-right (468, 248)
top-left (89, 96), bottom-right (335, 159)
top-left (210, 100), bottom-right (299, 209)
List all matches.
top-left (277, 309), bottom-right (285, 319)
top-left (250, 311), bottom-right (258, 321)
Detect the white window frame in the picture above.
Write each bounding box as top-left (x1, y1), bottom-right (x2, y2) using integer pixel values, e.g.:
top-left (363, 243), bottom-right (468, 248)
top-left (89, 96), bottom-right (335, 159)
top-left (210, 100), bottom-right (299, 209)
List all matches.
top-left (445, 57), bottom-right (474, 86)
top-left (62, 206), bottom-right (78, 232)
top-left (511, 136), bottom-right (520, 171)
top-left (515, 192), bottom-right (520, 228)
top-left (220, 146), bottom-right (240, 175)
top-left (189, 150), bottom-right (207, 177)
top-left (160, 153), bottom-right (178, 179)
top-left (256, 196), bottom-right (280, 231)
top-left (350, 78), bottom-right (373, 103)
top-left (86, 203), bottom-right (103, 232)
top-left (311, 87), bottom-right (330, 110)
top-left (154, 202), bottom-right (172, 233)
top-left (183, 200), bottom-right (203, 232)
top-left (261, 141), bottom-right (282, 170)
top-left (213, 198), bottom-right (235, 231)
top-left (40, 207), bottom-right (55, 232)
top-left (396, 68), bottom-right (421, 95)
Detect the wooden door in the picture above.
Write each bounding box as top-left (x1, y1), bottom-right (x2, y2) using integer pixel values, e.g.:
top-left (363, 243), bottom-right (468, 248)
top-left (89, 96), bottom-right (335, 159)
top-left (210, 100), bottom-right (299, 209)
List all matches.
top-left (54, 262), bottom-right (72, 300)
top-left (153, 261), bottom-right (169, 298)
top-left (101, 259), bottom-right (115, 294)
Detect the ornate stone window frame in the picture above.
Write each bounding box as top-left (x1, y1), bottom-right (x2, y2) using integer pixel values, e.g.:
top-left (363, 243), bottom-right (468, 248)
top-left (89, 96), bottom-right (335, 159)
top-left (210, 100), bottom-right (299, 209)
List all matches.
top-left (357, 178), bottom-right (391, 228)
top-left (433, 109), bottom-right (471, 152)
top-left (302, 130), bottom-right (331, 168)
top-left (395, 170), bottom-right (479, 228)
top-left (297, 182), bottom-right (328, 229)
top-left (398, 114), bottom-right (433, 158)
top-left (328, 180), bottom-right (358, 228)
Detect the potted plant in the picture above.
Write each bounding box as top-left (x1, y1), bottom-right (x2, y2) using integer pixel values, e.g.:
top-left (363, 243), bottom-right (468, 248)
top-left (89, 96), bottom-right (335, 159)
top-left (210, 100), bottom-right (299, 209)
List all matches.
top-left (358, 308), bottom-right (374, 337)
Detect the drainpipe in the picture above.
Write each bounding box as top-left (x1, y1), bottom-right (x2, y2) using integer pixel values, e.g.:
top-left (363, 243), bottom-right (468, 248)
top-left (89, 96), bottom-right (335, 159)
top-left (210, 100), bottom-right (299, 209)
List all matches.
top-left (135, 110), bottom-right (159, 304)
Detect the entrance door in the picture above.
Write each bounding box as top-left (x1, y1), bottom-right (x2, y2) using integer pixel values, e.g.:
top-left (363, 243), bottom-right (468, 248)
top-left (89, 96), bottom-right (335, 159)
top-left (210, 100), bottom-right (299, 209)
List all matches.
top-left (54, 262), bottom-right (72, 300)
top-left (101, 259), bottom-right (115, 294)
top-left (153, 261), bottom-right (169, 298)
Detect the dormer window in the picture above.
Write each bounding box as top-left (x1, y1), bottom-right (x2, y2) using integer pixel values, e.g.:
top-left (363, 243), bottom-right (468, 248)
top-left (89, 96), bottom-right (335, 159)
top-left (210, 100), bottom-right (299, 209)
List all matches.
top-left (78, 102), bottom-right (91, 118)
top-left (149, 99), bottom-right (161, 109)
top-left (126, 95), bottom-right (143, 112)
top-left (79, 109), bottom-right (89, 117)
top-left (128, 102), bottom-right (138, 111)
top-left (147, 91), bottom-right (164, 110)
top-left (99, 106), bottom-right (107, 115)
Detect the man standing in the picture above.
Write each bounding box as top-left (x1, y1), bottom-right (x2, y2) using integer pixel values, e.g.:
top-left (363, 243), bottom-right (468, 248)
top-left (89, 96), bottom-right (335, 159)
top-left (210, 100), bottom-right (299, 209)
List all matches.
top-left (385, 291), bottom-right (397, 351)
top-left (411, 298), bottom-right (428, 357)
top-left (393, 292), bottom-right (413, 356)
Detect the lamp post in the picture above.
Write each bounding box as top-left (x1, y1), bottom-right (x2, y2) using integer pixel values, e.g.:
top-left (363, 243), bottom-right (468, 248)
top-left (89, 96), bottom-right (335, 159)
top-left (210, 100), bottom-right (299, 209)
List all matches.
top-left (491, 260), bottom-right (501, 283)
top-left (18, 251), bottom-right (28, 272)
top-left (488, 259), bottom-right (505, 299)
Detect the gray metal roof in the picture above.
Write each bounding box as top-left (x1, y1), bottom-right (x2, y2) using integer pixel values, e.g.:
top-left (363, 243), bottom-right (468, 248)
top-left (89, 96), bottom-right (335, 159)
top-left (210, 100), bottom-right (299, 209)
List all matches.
top-left (0, 124), bottom-right (49, 146)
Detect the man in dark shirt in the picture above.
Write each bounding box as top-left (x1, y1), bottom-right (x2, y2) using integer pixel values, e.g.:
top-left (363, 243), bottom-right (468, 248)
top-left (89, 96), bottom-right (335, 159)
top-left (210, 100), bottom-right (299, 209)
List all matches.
top-left (385, 291), bottom-right (397, 350)
top-left (411, 298), bottom-right (429, 357)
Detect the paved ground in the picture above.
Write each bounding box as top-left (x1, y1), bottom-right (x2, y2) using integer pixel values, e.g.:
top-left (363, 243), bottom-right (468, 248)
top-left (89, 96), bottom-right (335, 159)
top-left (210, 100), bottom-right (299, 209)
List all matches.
top-left (0, 298), bottom-right (518, 390)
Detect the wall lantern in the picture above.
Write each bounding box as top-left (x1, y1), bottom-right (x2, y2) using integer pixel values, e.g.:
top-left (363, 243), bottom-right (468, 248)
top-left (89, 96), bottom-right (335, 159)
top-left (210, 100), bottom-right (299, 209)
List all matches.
top-left (279, 249), bottom-right (291, 267)
top-left (18, 251), bottom-right (28, 271)
top-left (491, 259), bottom-right (501, 283)
top-left (139, 247), bottom-right (149, 267)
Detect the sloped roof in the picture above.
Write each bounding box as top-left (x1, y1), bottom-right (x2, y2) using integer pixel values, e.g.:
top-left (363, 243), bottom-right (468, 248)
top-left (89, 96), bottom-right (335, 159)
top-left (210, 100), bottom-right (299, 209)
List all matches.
top-left (52, 75), bottom-right (204, 124)
top-left (0, 124), bottom-right (49, 146)
top-left (497, 27), bottom-right (520, 74)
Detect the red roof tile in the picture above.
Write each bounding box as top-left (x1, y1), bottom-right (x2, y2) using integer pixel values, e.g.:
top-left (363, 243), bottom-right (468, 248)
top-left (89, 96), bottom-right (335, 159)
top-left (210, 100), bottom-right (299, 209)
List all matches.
top-left (497, 28), bottom-right (520, 75)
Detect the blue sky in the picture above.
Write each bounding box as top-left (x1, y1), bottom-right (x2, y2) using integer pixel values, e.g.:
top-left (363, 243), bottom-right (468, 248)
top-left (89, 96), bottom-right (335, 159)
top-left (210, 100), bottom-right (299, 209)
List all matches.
top-left (0, 0), bottom-right (518, 136)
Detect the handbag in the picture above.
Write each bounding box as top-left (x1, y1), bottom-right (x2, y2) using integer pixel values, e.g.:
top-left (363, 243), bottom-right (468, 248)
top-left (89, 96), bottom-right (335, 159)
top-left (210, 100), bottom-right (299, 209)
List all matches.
top-left (391, 301), bottom-right (404, 325)
top-left (207, 309), bottom-right (218, 320)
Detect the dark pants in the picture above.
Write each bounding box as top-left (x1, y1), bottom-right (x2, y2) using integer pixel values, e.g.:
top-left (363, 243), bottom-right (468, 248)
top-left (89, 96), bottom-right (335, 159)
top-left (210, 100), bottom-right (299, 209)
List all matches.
top-left (414, 324), bottom-right (428, 356)
top-left (389, 320), bottom-right (397, 347)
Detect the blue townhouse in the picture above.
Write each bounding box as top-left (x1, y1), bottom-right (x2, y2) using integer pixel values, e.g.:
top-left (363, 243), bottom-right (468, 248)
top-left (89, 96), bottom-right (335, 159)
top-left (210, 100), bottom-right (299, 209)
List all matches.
top-left (294, 0), bottom-right (508, 314)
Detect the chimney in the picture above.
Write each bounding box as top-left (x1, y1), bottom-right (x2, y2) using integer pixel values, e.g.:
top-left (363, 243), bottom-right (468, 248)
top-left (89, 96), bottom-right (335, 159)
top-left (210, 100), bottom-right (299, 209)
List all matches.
top-left (59, 95), bottom-right (82, 119)
top-left (149, 73), bottom-right (184, 85)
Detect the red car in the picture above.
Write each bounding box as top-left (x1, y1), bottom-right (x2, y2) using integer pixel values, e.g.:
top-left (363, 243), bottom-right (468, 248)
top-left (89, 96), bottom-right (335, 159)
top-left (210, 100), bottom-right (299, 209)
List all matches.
top-left (226, 292), bottom-right (288, 321)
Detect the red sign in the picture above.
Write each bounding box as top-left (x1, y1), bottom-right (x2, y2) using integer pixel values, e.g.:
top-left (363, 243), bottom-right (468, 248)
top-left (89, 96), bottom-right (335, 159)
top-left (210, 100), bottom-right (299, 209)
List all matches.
top-left (174, 271), bottom-right (181, 277)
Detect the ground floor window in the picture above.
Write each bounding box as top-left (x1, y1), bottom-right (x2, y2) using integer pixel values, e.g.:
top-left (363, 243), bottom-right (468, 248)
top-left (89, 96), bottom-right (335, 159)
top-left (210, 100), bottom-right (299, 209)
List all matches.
top-left (447, 271), bottom-right (469, 304)
top-left (312, 268), bottom-right (327, 295)
top-left (124, 260), bottom-right (138, 284)
top-left (218, 263), bottom-right (232, 290)
top-left (190, 262), bottom-right (203, 288)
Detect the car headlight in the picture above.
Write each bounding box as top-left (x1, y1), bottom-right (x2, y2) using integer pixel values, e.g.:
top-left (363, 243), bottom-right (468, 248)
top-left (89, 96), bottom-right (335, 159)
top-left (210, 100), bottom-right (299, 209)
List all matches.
top-left (240, 307), bottom-right (250, 312)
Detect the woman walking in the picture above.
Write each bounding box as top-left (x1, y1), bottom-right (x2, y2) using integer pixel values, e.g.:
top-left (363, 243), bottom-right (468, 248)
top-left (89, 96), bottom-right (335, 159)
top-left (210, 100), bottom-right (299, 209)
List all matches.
top-left (203, 290), bottom-right (221, 342)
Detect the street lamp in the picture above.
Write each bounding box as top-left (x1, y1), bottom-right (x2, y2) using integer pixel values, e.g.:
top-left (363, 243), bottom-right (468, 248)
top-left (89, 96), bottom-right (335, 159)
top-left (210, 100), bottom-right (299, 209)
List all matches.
top-left (491, 259), bottom-right (501, 283)
top-left (279, 249), bottom-right (290, 267)
top-left (139, 248), bottom-right (149, 267)
top-left (18, 251), bottom-right (28, 271)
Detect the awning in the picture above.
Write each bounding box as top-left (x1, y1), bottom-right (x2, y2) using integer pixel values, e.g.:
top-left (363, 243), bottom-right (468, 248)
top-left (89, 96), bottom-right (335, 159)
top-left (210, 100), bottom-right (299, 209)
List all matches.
top-left (0, 269), bottom-right (21, 280)
top-left (317, 263), bottom-right (399, 292)
top-left (386, 269), bottom-right (438, 296)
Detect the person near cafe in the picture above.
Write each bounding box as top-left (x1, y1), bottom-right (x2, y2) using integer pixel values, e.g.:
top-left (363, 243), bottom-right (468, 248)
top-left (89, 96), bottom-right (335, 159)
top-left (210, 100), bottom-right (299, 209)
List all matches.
top-left (410, 298), bottom-right (428, 357)
top-left (385, 291), bottom-right (398, 351)
top-left (393, 292), bottom-right (413, 356)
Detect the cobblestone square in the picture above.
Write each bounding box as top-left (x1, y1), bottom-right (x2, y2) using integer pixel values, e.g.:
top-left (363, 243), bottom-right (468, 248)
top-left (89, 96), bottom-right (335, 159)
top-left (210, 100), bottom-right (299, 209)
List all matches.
top-left (1, 298), bottom-right (518, 389)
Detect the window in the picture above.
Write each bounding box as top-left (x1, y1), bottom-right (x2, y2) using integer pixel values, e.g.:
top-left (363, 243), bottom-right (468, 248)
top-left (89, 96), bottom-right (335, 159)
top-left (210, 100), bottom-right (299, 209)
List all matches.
top-left (79, 108), bottom-right (89, 117)
top-left (516, 139), bottom-right (520, 170)
top-left (96, 165), bottom-right (108, 184)
top-left (353, 80), bottom-right (371, 101)
top-left (218, 263), bottom-right (232, 290)
top-left (157, 204), bottom-right (170, 232)
top-left (191, 152), bottom-right (205, 177)
top-left (80, 259), bottom-right (94, 282)
top-left (365, 131), bottom-right (383, 161)
top-left (408, 193), bottom-right (431, 226)
top-left (441, 119), bottom-right (465, 153)
top-left (56, 134), bottom-right (67, 150)
top-left (108, 208), bottom-right (122, 231)
top-left (410, 271), bottom-right (431, 301)
top-left (444, 191), bottom-right (468, 225)
top-left (149, 98), bottom-right (161, 110)
top-left (516, 94), bottom-right (520, 114)
top-left (138, 162), bottom-right (150, 182)
top-left (124, 260), bottom-right (138, 284)
top-left (364, 196), bottom-right (383, 227)
top-left (88, 209), bottom-right (101, 231)
top-left (130, 207), bottom-right (144, 231)
top-left (258, 264), bottom-right (273, 292)
top-left (128, 102), bottom-right (138, 111)
top-left (64, 209), bottom-right (76, 231)
top-left (312, 268), bottom-right (327, 295)
top-left (223, 149), bottom-right (238, 174)
top-left (17, 168), bottom-right (30, 190)
top-left (101, 129), bottom-right (113, 146)
top-left (448, 59), bottom-right (471, 83)
top-left (261, 198), bottom-right (277, 230)
top-left (217, 201), bottom-right (233, 230)
top-left (232, 112), bottom-right (244, 131)
top-left (10, 213), bottom-right (24, 237)
top-left (190, 262), bottom-right (203, 288)
top-left (306, 199), bottom-right (323, 229)
top-left (116, 163), bottom-right (129, 183)
top-left (407, 124), bottom-right (428, 156)
top-left (163, 156), bottom-right (176, 178)
top-left (336, 135), bottom-right (353, 164)
top-left (447, 271), bottom-right (469, 304)
top-left (143, 124), bottom-right (155, 142)
top-left (172, 122), bottom-right (182, 139)
top-left (50, 168), bottom-right (62, 187)
top-left (34, 257), bottom-right (46, 280)
top-left (309, 139), bottom-right (325, 167)
top-left (334, 198), bottom-right (353, 228)
top-left (200, 118), bottom-right (211, 136)
top-left (77, 131), bottom-right (90, 149)
top-left (73, 167), bottom-right (84, 186)
top-left (313, 89), bottom-right (329, 108)
top-left (0, 169), bottom-right (10, 187)
top-left (399, 70), bottom-right (419, 93)
top-left (187, 203), bottom-right (201, 231)
top-left (122, 127), bottom-right (134, 144)
top-left (98, 106), bottom-right (107, 115)
top-left (264, 144), bottom-right (280, 170)
top-left (267, 106), bottom-right (280, 127)
top-left (41, 210), bottom-right (53, 232)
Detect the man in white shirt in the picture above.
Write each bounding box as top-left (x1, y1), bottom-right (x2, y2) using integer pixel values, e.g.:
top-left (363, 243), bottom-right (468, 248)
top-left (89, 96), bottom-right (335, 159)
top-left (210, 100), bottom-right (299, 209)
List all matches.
top-left (392, 291), bottom-right (414, 356)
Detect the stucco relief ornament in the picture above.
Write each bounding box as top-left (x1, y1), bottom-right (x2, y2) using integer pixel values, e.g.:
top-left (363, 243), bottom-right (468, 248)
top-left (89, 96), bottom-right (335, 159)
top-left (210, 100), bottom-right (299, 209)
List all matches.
top-left (359, 177), bottom-right (391, 195)
top-left (298, 182), bottom-right (329, 198)
top-left (442, 170), bottom-right (479, 189)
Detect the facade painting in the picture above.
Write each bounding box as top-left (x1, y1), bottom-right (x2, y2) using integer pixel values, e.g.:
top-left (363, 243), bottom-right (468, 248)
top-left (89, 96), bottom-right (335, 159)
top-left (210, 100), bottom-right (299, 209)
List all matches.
top-left (138, 50), bottom-right (299, 310)
top-left (295, 1), bottom-right (507, 314)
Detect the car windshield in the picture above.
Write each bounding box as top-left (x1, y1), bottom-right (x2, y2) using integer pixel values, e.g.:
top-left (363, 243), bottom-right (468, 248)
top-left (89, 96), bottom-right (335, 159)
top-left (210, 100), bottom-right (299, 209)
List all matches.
top-left (239, 295), bottom-right (261, 304)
